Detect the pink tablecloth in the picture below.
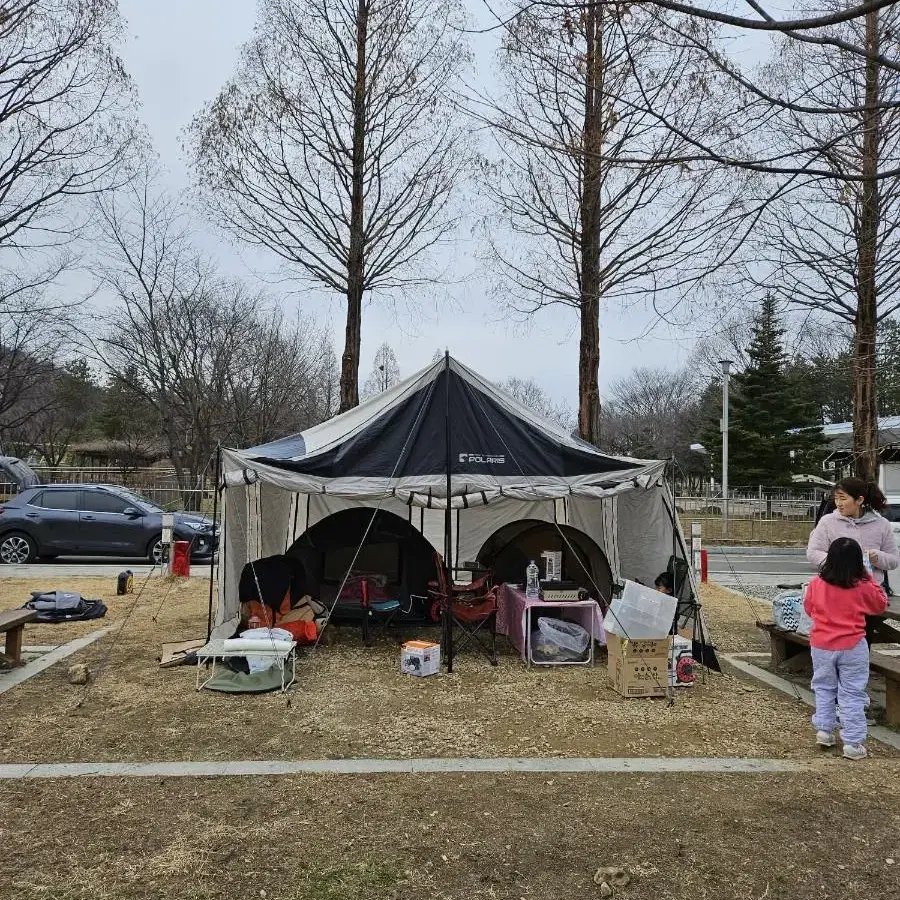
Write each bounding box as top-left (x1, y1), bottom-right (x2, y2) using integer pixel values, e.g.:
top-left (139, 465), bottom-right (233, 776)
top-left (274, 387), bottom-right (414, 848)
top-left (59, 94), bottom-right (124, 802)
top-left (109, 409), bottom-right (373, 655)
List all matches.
top-left (495, 584), bottom-right (605, 662)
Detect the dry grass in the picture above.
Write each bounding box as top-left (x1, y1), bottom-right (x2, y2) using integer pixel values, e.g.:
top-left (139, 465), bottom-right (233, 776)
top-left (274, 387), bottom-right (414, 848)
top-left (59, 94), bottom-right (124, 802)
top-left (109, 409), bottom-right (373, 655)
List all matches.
top-left (1, 768), bottom-right (899, 900)
top-left (3, 577), bottom-right (900, 899)
top-left (1, 577), bottom-right (892, 763)
top-left (698, 583), bottom-right (772, 653)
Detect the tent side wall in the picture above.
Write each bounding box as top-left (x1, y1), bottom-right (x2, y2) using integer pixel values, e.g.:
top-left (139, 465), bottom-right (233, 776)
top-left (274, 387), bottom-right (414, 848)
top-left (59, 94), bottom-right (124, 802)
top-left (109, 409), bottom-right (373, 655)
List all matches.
top-left (214, 479), bottom-right (681, 639)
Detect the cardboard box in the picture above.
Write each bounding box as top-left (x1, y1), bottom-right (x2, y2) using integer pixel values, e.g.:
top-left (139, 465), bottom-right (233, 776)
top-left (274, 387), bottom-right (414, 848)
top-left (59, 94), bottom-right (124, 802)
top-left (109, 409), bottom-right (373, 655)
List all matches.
top-left (606, 632), bottom-right (672, 698)
top-left (400, 640), bottom-right (441, 677)
top-left (669, 635), bottom-right (695, 688)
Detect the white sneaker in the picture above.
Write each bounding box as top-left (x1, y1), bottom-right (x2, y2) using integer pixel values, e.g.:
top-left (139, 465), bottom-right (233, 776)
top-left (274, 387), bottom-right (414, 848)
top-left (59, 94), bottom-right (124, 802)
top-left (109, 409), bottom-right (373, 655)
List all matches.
top-left (843, 743), bottom-right (868, 760)
top-left (816, 730), bottom-right (836, 748)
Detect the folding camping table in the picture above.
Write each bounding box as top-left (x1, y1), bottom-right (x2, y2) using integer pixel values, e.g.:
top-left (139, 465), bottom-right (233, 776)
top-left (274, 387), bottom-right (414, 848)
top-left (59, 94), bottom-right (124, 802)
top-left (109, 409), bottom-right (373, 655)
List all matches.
top-left (195, 639), bottom-right (297, 693)
top-left (496, 584), bottom-right (602, 667)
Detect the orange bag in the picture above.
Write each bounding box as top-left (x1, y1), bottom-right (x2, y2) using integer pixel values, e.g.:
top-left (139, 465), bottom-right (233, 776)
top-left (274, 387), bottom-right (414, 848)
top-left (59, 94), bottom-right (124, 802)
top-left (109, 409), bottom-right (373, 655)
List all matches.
top-left (243, 593), bottom-right (291, 629)
top-left (279, 620), bottom-right (317, 645)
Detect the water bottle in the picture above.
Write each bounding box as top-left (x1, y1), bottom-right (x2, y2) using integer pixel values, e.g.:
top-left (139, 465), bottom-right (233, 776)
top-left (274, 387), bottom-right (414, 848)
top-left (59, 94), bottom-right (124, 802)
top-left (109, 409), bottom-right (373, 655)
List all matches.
top-left (525, 560), bottom-right (541, 600)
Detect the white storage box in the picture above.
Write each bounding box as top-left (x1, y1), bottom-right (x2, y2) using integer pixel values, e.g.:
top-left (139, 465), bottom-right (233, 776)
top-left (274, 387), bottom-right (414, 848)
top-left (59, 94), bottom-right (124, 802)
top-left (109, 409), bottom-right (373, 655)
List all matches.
top-left (400, 640), bottom-right (441, 677)
top-left (603, 580), bottom-right (678, 640)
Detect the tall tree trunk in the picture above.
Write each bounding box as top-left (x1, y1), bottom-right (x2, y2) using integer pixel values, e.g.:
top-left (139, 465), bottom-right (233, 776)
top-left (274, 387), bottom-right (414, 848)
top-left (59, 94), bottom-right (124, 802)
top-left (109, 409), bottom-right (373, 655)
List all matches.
top-left (578, 2), bottom-right (603, 446)
top-left (853, 9), bottom-right (881, 483)
top-left (340, 0), bottom-right (369, 413)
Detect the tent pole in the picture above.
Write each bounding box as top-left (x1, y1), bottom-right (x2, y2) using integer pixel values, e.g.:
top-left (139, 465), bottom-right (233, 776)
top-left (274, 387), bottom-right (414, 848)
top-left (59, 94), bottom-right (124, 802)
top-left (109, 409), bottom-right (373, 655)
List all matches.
top-left (443, 350), bottom-right (454, 674)
top-left (206, 443), bottom-right (221, 643)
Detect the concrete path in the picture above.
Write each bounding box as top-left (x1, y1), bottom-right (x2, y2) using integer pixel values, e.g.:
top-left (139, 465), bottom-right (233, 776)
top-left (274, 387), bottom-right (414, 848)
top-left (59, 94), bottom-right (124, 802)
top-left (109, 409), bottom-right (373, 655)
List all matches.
top-left (0, 757), bottom-right (810, 780)
top-left (0, 627), bottom-right (114, 695)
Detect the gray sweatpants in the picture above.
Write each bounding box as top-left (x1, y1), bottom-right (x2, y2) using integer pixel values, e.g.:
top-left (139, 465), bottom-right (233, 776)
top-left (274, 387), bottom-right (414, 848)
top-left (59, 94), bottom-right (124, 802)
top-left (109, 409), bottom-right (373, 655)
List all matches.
top-left (810, 638), bottom-right (870, 745)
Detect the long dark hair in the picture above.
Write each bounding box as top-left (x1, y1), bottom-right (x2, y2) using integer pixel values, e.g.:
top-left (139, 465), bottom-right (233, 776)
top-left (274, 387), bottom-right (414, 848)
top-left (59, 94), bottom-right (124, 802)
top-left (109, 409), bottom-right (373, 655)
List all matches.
top-left (835, 477), bottom-right (887, 512)
top-left (820, 537), bottom-right (868, 589)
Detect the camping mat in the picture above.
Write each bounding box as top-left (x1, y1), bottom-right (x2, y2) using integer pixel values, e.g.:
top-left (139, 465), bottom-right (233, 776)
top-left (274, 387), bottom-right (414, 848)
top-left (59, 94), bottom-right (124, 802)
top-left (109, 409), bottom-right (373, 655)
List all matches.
top-left (202, 662), bottom-right (291, 694)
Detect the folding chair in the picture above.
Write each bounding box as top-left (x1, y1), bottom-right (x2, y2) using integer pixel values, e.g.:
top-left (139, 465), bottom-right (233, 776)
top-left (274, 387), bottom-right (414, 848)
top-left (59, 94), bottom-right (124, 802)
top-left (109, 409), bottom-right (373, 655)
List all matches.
top-left (357, 576), bottom-right (402, 647)
top-left (429, 553), bottom-right (498, 667)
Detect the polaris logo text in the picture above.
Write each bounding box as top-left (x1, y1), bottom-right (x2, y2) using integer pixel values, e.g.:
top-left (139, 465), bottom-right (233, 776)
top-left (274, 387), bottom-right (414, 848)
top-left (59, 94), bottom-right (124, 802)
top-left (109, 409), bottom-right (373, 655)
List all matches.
top-left (459, 453), bottom-right (506, 465)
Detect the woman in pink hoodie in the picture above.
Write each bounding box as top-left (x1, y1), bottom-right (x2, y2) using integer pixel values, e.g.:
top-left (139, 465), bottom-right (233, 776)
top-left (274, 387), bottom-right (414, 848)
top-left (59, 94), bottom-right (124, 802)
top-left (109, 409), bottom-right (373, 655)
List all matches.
top-left (807, 478), bottom-right (899, 588)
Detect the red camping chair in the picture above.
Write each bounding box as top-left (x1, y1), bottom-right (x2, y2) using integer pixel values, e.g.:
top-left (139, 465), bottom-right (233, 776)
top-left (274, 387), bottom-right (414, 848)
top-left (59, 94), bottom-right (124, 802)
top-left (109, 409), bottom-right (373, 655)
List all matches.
top-left (429, 552), bottom-right (497, 668)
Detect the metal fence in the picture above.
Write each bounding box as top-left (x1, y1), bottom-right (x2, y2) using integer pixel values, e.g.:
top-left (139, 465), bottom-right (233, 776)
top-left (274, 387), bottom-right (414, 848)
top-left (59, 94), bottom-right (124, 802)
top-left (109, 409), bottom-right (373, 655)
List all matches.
top-left (675, 496), bottom-right (818, 521)
top-left (1, 467), bottom-right (212, 513)
top-left (674, 484), bottom-right (826, 522)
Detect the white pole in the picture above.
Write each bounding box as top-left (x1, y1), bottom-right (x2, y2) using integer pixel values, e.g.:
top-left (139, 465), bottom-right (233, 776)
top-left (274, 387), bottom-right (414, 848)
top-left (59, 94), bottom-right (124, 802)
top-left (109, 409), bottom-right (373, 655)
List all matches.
top-left (720, 360), bottom-right (732, 537)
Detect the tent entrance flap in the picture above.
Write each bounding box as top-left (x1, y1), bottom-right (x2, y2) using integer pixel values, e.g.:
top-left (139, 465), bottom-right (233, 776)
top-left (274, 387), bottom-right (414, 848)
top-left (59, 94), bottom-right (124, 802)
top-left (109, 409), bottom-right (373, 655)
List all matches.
top-left (287, 508), bottom-right (436, 623)
top-left (476, 520), bottom-right (613, 601)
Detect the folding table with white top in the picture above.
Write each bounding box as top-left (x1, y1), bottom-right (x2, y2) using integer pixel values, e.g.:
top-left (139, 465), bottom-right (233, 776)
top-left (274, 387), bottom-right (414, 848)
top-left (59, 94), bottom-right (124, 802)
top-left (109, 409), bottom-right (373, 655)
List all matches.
top-left (195, 639), bottom-right (297, 693)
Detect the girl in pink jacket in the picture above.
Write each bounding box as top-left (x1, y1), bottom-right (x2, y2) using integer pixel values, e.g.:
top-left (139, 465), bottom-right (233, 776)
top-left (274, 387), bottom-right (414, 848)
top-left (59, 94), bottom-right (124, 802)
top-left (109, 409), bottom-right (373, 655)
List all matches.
top-left (807, 478), bottom-right (899, 588)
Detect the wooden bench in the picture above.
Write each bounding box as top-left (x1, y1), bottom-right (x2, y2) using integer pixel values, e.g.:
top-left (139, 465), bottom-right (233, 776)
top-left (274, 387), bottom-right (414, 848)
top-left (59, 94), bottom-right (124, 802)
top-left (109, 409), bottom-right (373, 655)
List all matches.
top-left (0, 608), bottom-right (38, 668)
top-left (870, 652), bottom-right (900, 726)
top-left (757, 623), bottom-right (900, 726)
top-left (758, 623), bottom-right (812, 673)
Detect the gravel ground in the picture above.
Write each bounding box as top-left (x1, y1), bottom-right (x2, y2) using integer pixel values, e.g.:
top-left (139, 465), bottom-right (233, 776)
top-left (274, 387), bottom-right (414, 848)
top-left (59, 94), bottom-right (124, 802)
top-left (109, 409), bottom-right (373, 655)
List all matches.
top-left (727, 584), bottom-right (781, 603)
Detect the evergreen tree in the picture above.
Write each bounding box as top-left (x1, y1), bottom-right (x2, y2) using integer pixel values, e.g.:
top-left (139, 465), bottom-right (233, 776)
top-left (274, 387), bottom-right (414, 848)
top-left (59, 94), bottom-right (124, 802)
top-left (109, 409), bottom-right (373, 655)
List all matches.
top-left (700, 297), bottom-right (827, 485)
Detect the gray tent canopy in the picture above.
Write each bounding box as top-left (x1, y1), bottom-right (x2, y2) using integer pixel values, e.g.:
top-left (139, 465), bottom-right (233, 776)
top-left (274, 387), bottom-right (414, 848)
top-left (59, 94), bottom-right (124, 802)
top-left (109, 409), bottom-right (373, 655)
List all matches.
top-left (213, 355), bottom-right (696, 640)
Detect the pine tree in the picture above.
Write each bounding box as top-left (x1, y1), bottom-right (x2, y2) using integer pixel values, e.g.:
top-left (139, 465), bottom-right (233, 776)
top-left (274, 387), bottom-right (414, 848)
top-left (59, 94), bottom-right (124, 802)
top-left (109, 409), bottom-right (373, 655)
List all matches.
top-left (700, 297), bottom-right (827, 486)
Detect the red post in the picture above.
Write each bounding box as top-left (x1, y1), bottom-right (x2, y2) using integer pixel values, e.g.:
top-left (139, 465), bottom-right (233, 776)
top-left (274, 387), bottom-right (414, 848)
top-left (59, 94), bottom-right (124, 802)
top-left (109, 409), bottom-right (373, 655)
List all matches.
top-left (700, 549), bottom-right (709, 583)
top-left (171, 540), bottom-right (191, 578)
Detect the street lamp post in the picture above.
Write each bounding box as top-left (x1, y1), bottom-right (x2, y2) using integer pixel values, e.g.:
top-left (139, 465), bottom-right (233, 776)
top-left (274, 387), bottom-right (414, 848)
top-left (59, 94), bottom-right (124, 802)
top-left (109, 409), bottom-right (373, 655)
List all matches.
top-left (720, 360), bottom-right (733, 536)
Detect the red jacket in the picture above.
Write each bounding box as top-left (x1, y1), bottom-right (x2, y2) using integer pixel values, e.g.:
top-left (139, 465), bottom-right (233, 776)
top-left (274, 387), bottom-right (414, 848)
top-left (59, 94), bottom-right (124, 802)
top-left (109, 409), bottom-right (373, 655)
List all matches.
top-left (803, 575), bottom-right (887, 650)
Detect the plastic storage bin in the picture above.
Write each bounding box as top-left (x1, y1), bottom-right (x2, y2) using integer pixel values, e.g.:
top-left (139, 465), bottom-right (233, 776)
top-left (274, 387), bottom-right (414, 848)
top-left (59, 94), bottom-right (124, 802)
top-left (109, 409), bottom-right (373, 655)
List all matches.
top-left (603, 580), bottom-right (678, 639)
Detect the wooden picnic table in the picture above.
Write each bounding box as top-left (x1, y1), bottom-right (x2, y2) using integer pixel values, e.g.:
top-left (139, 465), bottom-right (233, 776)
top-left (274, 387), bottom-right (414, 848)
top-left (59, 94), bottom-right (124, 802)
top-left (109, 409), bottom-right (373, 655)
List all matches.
top-left (0, 608), bottom-right (38, 667)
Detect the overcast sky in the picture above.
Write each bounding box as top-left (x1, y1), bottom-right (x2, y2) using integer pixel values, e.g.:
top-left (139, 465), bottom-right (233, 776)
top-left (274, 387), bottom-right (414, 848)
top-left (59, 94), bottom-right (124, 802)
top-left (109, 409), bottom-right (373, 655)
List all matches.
top-left (117, 0), bottom-right (703, 406)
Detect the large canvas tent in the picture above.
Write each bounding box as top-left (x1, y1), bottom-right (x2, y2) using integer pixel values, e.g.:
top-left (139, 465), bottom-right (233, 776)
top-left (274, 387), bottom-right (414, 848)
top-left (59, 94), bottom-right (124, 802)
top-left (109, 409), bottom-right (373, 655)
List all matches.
top-left (212, 355), bottom-right (698, 642)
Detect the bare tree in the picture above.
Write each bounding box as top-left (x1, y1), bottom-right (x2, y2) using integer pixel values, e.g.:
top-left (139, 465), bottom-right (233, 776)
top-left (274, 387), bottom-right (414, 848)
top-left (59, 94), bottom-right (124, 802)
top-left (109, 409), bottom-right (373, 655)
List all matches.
top-left (689, 313), bottom-right (755, 381)
top-left (0, 0), bottom-right (136, 271)
top-left (189, 0), bottom-right (469, 413)
top-left (499, 376), bottom-right (575, 432)
top-left (0, 287), bottom-right (73, 447)
top-left (92, 179), bottom-right (242, 504)
top-left (11, 360), bottom-right (102, 466)
top-left (96, 368), bottom-right (165, 482)
top-left (94, 176), bottom-right (340, 504)
top-left (751, 3), bottom-right (900, 480)
top-left (601, 366), bottom-right (701, 461)
top-left (475, 2), bottom-right (740, 446)
top-left (362, 343), bottom-right (401, 399)
top-left (226, 310), bottom-right (339, 446)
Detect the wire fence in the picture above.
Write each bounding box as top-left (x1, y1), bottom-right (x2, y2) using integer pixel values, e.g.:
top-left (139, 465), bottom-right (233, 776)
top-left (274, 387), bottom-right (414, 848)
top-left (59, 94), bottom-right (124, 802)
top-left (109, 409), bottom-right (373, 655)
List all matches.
top-left (0, 467), bottom-right (213, 513)
top-left (676, 496), bottom-right (818, 521)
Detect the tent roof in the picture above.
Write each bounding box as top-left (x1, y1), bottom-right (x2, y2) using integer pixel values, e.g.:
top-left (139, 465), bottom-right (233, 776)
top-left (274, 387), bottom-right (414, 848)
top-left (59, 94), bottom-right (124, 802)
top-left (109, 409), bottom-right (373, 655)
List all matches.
top-left (224, 356), bottom-right (664, 505)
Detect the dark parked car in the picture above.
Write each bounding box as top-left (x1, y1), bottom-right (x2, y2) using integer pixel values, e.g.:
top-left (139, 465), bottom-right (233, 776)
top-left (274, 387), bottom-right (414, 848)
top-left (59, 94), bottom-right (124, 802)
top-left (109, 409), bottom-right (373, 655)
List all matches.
top-left (0, 484), bottom-right (218, 565)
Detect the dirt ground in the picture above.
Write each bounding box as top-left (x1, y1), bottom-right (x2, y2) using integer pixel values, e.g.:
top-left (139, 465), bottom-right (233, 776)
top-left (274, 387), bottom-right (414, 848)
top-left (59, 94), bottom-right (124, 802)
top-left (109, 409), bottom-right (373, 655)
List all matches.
top-left (2, 576), bottom-right (889, 762)
top-left (2, 576), bottom-right (900, 899)
top-left (1, 768), bottom-right (899, 900)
